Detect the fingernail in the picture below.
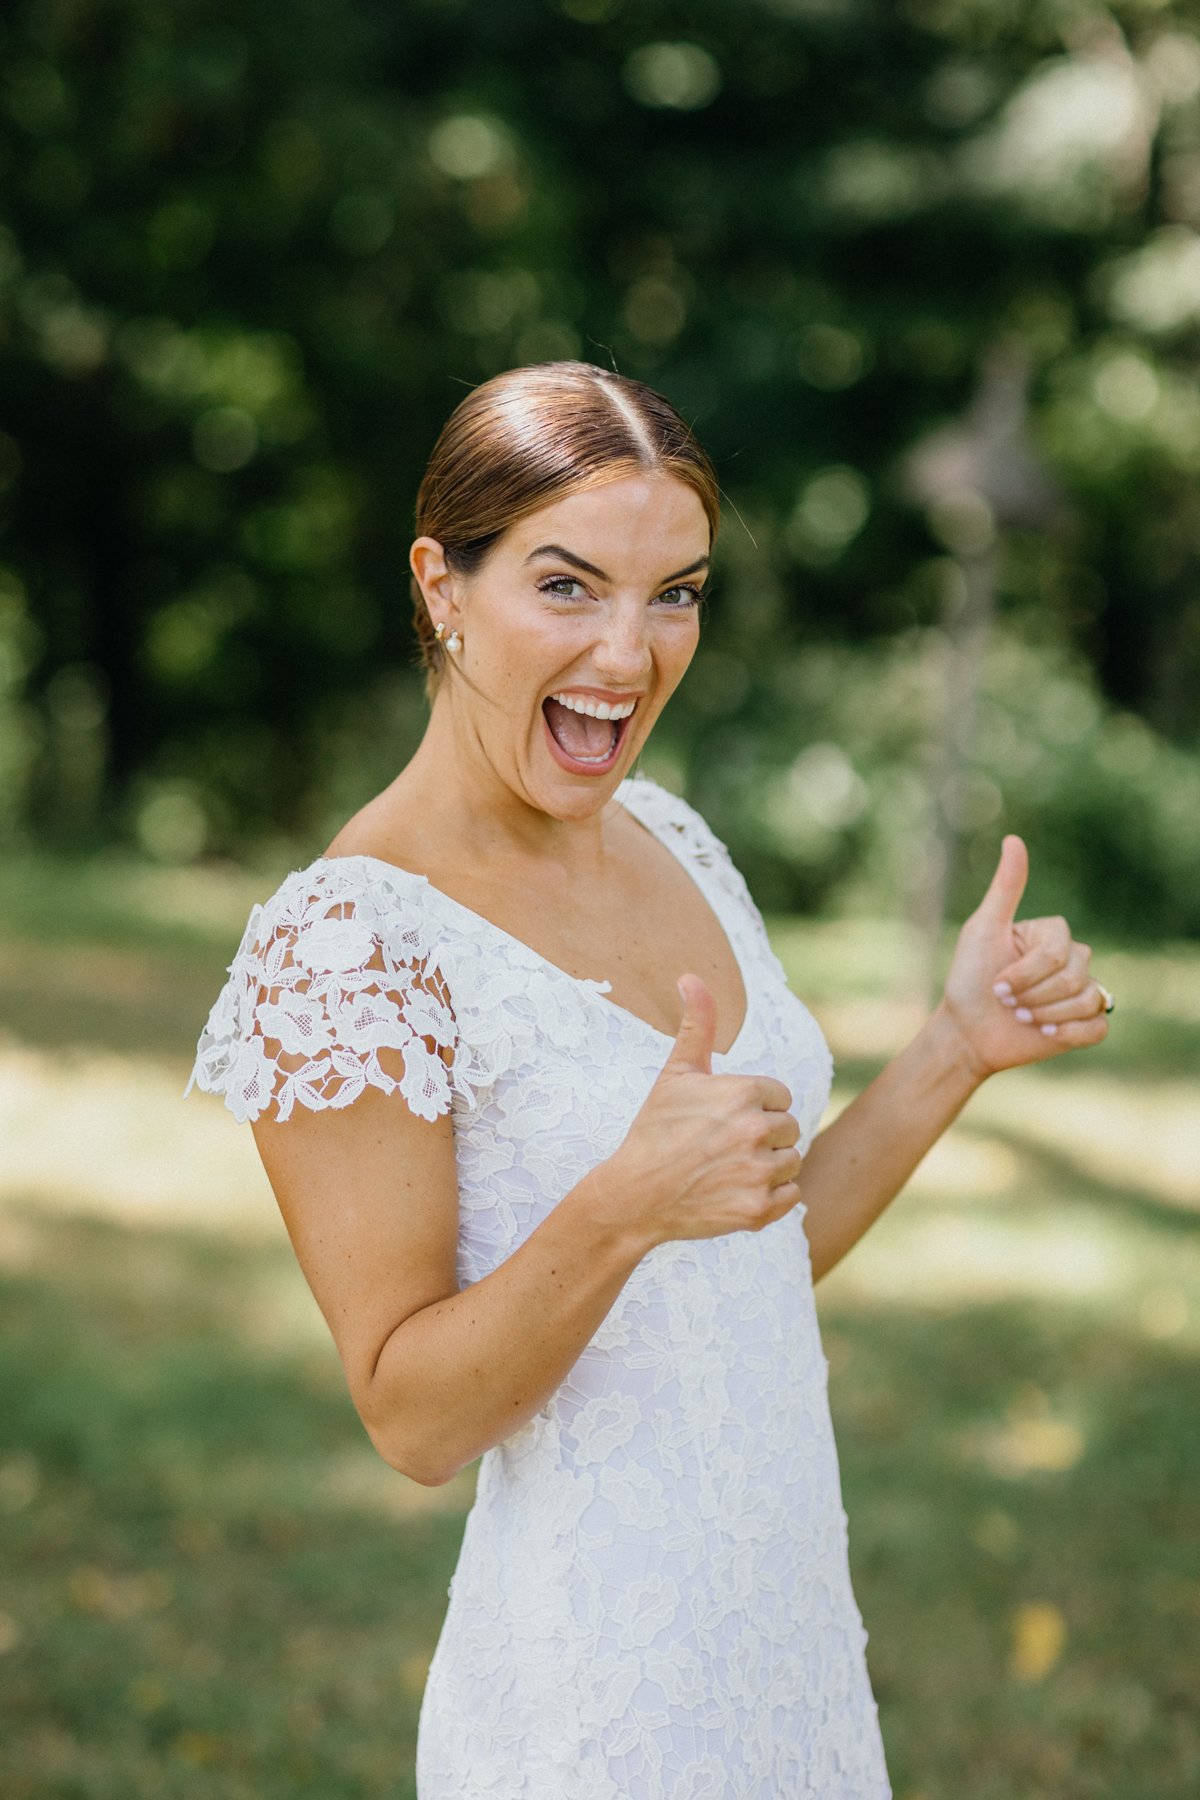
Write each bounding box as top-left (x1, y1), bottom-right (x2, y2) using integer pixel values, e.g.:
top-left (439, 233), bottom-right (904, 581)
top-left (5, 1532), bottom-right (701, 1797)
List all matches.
top-left (993, 981), bottom-right (1012, 997)
top-left (1000, 995), bottom-right (1018, 1007)
top-left (1015, 1007), bottom-right (1033, 1023)
top-left (1041, 1022), bottom-right (1058, 1037)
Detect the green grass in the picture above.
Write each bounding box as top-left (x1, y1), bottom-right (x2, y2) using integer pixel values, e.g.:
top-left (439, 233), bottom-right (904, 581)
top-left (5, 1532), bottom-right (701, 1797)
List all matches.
top-left (0, 852), bottom-right (276, 959)
top-left (2, 1214), bottom-right (1198, 1798)
top-left (0, 853), bottom-right (272, 1060)
top-left (0, 1216), bottom-right (457, 1800)
top-left (829, 1304), bottom-right (1200, 1800)
top-left (1, 855), bottom-right (1198, 1797)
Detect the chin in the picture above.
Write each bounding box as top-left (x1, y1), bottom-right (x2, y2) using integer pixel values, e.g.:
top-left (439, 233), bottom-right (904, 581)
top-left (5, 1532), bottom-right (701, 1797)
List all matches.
top-left (525, 729), bottom-right (643, 817)
top-left (528, 765), bottom-right (628, 822)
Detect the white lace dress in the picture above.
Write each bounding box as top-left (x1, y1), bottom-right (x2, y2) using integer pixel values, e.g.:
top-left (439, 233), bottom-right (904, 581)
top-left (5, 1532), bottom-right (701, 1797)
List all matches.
top-left (190, 777), bottom-right (890, 1800)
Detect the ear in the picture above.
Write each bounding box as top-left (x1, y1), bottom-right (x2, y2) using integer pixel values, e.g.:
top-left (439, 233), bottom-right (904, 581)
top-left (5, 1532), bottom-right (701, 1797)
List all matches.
top-left (409, 537), bottom-right (461, 625)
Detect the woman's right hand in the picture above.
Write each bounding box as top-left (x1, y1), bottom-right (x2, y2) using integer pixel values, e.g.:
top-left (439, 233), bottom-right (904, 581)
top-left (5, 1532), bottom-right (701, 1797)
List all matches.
top-left (256, 971), bottom-right (801, 1486)
top-left (590, 974), bottom-right (803, 1250)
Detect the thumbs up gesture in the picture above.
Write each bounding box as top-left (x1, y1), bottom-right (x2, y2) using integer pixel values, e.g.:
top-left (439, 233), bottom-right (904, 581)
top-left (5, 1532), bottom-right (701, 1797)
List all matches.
top-left (942, 835), bottom-right (1110, 1075)
top-left (663, 971), bottom-right (720, 1077)
top-left (595, 975), bottom-right (803, 1250)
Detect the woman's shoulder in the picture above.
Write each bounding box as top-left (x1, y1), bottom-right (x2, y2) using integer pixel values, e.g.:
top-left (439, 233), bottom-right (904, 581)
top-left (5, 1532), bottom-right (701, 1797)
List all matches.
top-left (189, 849), bottom-right (600, 1127)
top-left (238, 850), bottom-right (509, 967)
top-left (615, 774), bottom-right (726, 860)
top-left (617, 775), bottom-right (791, 979)
top-left (616, 776), bottom-right (752, 908)
top-left (189, 854), bottom-right (469, 1127)
top-left (248, 851), bottom-right (431, 928)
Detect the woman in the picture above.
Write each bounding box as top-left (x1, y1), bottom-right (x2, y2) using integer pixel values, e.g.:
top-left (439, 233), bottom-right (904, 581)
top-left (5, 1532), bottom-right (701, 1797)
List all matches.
top-left (192, 362), bottom-right (1109, 1798)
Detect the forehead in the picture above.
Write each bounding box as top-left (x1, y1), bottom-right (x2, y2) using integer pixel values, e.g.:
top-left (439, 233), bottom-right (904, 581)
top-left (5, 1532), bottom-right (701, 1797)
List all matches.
top-left (504, 472), bottom-right (710, 559)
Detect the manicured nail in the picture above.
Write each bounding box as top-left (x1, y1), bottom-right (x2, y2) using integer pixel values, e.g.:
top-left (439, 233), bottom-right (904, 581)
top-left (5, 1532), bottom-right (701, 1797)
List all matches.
top-left (1000, 994), bottom-right (1018, 1007)
top-left (1015, 1007), bottom-right (1033, 1023)
top-left (1041, 1022), bottom-right (1058, 1037)
top-left (993, 981), bottom-right (1012, 998)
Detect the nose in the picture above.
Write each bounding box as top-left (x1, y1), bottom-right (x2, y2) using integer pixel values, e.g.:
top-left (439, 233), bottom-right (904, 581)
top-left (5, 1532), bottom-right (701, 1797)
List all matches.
top-left (592, 598), bottom-right (652, 686)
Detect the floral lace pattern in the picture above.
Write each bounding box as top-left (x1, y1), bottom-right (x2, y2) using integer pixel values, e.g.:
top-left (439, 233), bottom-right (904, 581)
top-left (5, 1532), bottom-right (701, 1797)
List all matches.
top-left (191, 778), bottom-right (890, 1800)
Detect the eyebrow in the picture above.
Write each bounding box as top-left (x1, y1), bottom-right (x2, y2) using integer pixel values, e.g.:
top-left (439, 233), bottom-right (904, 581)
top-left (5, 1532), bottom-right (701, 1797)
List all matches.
top-left (525, 544), bottom-right (711, 586)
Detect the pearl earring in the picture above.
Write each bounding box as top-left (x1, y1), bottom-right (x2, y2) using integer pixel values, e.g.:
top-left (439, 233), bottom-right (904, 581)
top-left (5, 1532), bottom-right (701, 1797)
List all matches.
top-left (434, 622), bottom-right (462, 654)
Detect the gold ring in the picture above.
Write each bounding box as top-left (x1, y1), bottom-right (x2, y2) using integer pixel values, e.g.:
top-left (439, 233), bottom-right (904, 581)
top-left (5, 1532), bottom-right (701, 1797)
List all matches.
top-left (1096, 983), bottom-right (1115, 1015)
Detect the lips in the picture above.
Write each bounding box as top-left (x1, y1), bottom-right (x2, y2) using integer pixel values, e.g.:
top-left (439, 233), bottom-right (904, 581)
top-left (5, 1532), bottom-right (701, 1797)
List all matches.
top-left (543, 696), bottom-right (635, 775)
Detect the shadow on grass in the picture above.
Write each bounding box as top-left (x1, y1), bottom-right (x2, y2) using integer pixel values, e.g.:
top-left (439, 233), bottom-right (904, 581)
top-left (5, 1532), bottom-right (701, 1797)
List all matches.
top-left (2, 1213), bottom-right (1199, 1798)
top-left (0, 939), bottom-right (234, 1063)
top-left (966, 1130), bottom-right (1200, 1243)
top-left (0, 1214), bottom-right (459, 1800)
top-left (0, 854), bottom-right (259, 1062)
top-left (824, 1300), bottom-right (1200, 1800)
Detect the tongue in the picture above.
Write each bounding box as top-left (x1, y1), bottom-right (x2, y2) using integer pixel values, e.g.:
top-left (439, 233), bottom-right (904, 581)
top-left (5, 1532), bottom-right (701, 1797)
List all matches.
top-left (544, 698), bottom-right (615, 762)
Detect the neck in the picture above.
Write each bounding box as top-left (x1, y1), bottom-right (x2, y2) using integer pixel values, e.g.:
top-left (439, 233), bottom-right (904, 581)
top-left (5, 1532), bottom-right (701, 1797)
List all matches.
top-left (377, 677), bottom-right (617, 876)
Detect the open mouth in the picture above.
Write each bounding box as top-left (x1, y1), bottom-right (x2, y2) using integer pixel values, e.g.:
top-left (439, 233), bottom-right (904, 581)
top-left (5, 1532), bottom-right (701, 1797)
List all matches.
top-left (542, 692), bottom-right (638, 776)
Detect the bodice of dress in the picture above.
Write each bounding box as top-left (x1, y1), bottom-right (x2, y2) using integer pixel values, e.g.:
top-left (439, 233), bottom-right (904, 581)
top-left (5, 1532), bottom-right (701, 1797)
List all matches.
top-left (190, 777), bottom-right (889, 1800)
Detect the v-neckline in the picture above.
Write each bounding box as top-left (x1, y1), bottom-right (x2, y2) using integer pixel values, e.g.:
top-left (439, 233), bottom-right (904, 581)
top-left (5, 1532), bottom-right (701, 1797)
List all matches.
top-left (316, 796), bottom-right (754, 1063)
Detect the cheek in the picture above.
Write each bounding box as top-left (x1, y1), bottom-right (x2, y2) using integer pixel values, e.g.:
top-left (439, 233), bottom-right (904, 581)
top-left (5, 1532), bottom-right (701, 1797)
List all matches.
top-left (654, 616), bottom-right (701, 684)
top-left (473, 607), bottom-right (579, 729)
top-left (478, 588), bottom-right (569, 656)
top-left (469, 594), bottom-right (548, 681)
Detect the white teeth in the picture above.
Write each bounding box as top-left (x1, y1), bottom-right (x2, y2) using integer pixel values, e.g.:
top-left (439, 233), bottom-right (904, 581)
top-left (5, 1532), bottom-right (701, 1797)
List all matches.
top-left (550, 693), bottom-right (637, 720)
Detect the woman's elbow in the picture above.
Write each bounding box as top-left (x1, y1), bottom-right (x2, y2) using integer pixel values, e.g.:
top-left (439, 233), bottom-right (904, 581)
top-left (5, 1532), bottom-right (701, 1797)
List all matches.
top-left (351, 1348), bottom-right (475, 1486)
top-left (361, 1415), bottom-right (465, 1489)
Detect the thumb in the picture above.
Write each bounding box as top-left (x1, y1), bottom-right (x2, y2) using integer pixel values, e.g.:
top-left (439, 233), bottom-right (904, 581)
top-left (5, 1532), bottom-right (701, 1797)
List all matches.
top-left (664, 974), bottom-right (716, 1076)
top-left (975, 834), bottom-right (1028, 927)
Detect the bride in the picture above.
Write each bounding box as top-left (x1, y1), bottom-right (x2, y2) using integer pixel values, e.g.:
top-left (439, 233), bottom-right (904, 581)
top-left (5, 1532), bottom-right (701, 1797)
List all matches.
top-left (192, 361), bottom-right (1109, 1798)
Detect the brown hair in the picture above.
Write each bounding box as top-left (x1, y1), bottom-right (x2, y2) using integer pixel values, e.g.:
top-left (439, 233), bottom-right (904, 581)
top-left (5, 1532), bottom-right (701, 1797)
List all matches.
top-left (412, 361), bottom-right (720, 686)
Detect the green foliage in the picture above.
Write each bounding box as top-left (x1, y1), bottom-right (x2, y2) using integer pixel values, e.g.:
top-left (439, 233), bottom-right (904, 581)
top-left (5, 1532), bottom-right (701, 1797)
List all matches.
top-left (0, 569), bottom-right (41, 838)
top-left (659, 613), bottom-right (1200, 936)
top-left (0, 0), bottom-right (1198, 926)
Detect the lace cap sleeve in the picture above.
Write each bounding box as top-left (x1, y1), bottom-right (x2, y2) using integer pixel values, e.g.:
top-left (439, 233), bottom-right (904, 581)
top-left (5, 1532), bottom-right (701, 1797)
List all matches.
top-left (188, 860), bottom-right (456, 1126)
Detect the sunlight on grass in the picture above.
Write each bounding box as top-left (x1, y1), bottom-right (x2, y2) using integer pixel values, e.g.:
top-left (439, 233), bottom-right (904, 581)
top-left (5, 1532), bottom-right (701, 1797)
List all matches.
top-left (1010, 1603), bottom-right (1067, 1682)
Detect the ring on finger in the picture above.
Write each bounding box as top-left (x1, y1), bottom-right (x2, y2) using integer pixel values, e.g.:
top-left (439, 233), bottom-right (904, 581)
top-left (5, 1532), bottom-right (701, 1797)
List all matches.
top-left (1096, 983), bottom-right (1115, 1015)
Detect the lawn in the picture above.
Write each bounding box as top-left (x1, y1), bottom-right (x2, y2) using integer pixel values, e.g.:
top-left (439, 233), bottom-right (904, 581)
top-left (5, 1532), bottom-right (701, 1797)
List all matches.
top-left (1, 857), bottom-right (1198, 1799)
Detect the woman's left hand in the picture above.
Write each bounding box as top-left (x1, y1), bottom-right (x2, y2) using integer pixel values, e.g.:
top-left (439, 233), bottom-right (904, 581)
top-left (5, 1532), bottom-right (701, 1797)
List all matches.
top-left (940, 835), bottom-right (1110, 1078)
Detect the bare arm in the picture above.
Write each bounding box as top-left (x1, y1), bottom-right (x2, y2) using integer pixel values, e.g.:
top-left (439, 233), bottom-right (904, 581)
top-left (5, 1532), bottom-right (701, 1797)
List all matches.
top-left (800, 1006), bottom-right (980, 1280)
top-left (799, 835), bottom-right (1110, 1282)
top-left (253, 978), bottom-right (801, 1486)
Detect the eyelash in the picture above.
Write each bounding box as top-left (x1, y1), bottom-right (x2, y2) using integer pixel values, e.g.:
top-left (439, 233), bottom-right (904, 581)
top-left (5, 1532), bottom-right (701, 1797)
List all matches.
top-left (537, 576), bottom-right (703, 609)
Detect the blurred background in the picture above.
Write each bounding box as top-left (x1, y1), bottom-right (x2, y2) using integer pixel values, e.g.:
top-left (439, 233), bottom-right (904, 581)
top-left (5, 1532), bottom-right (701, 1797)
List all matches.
top-left (1, 0), bottom-right (1199, 1795)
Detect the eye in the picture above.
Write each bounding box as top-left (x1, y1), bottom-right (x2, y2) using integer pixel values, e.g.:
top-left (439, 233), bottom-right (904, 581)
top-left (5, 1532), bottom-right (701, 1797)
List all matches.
top-left (538, 575), bottom-right (593, 601)
top-left (655, 584), bottom-right (703, 608)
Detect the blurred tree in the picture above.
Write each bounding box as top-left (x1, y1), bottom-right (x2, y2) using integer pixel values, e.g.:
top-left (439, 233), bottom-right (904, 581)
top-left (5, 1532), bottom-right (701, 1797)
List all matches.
top-left (0, 0), bottom-right (1198, 927)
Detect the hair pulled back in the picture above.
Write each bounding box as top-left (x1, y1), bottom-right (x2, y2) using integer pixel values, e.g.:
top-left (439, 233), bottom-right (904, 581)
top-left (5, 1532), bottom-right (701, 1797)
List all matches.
top-left (412, 361), bottom-right (719, 686)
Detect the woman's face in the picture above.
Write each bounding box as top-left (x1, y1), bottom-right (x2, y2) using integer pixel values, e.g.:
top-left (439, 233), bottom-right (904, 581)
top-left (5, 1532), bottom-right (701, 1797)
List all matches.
top-left (412, 471), bottom-right (709, 821)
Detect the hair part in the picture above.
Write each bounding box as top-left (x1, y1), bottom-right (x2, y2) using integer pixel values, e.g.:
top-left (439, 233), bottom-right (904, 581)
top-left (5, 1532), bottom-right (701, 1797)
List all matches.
top-left (411, 361), bottom-right (720, 688)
